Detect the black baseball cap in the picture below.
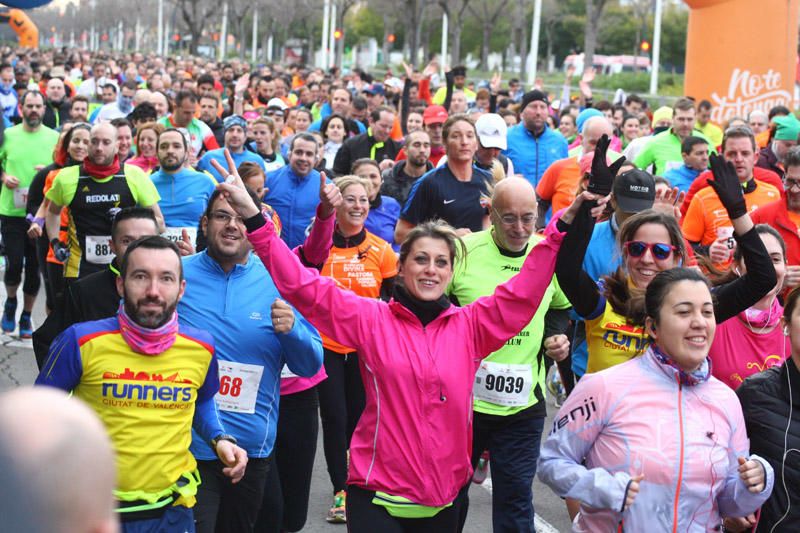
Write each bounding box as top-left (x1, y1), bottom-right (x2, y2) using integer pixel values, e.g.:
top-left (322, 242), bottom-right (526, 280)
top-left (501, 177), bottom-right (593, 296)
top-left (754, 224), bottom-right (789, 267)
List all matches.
top-left (613, 169), bottom-right (655, 213)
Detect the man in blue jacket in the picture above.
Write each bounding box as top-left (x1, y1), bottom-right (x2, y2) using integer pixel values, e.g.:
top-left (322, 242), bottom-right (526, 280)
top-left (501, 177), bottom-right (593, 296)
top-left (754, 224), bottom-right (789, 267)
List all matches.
top-left (503, 90), bottom-right (568, 188)
top-left (180, 187), bottom-right (324, 533)
top-left (265, 132), bottom-right (332, 248)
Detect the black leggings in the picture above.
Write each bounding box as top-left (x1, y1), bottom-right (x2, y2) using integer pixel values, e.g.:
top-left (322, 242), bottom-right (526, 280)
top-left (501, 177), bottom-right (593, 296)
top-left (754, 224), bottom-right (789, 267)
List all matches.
top-left (346, 484), bottom-right (469, 533)
top-left (0, 216), bottom-right (40, 297)
top-left (318, 349), bottom-right (366, 493)
top-left (256, 386), bottom-right (319, 533)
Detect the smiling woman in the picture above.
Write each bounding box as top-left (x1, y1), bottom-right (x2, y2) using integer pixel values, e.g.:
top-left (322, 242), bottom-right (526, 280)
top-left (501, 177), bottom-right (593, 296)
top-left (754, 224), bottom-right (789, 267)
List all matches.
top-left (315, 175), bottom-right (399, 521)
top-left (538, 267), bottom-right (775, 532)
top-left (213, 146), bottom-right (569, 531)
top-left (555, 149), bottom-right (776, 375)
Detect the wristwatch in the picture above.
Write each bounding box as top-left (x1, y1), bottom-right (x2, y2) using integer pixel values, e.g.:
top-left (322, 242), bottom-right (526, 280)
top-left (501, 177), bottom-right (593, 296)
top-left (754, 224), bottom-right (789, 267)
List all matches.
top-left (211, 434), bottom-right (237, 451)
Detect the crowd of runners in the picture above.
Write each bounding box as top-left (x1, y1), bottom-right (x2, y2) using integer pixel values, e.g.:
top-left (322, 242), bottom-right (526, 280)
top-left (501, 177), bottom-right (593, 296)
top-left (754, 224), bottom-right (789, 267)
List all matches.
top-left (0, 44), bottom-right (796, 533)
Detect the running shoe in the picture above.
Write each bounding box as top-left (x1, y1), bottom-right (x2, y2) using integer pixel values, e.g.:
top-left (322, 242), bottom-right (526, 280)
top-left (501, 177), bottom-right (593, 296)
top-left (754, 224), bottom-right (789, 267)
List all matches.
top-left (18, 312), bottom-right (32, 339)
top-left (326, 490), bottom-right (347, 523)
top-left (2, 299), bottom-right (16, 334)
top-left (472, 450), bottom-right (490, 484)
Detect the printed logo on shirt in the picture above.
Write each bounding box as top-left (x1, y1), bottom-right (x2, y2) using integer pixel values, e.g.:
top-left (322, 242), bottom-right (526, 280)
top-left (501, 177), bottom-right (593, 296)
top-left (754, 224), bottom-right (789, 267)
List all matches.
top-left (100, 367), bottom-right (194, 407)
top-left (552, 395), bottom-right (597, 432)
top-left (249, 311), bottom-right (263, 321)
top-left (85, 193), bottom-right (121, 203)
top-left (601, 321), bottom-right (647, 353)
top-left (500, 264), bottom-right (520, 272)
top-left (443, 199), bottom-right (456, 204)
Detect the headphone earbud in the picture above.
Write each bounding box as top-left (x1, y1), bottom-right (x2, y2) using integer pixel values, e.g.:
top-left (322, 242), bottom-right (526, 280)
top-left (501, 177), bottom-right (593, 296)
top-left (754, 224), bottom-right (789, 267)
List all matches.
top-left (785, 326), bottom-right (790, 336)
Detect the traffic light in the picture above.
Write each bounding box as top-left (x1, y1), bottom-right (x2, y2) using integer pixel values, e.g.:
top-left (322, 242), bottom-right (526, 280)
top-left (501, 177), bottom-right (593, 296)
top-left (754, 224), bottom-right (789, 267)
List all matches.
top-left (640, 40), bottom-right (651, 52)
top-left (387, 33), bottom-right (395, 43)
top-left (333, 29), bottom-right (343, 40)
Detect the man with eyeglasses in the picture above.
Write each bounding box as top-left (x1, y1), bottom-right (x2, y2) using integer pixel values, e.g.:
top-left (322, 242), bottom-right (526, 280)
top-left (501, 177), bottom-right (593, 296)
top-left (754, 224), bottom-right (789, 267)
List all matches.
top-left (752, 146), bottom-right (800, 291)
top-left (448, 177), bottom-right (571, 533)
top-left (180, 176), bottom-right (323, 533)
top-left (683, 126), bottom-right (781, 266)
top-left (332, 105), bottom-right (400, 177)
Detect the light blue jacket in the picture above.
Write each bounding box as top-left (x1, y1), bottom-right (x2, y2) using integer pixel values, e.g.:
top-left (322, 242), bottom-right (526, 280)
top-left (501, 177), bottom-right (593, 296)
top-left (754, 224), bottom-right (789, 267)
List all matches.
top-left (181, 251), bottom-right (323, 459)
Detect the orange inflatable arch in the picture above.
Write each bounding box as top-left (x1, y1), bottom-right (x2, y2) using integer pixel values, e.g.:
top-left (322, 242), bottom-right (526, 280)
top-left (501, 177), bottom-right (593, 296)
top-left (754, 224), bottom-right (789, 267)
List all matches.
top-left (684, 0), bottom-right (798, 123)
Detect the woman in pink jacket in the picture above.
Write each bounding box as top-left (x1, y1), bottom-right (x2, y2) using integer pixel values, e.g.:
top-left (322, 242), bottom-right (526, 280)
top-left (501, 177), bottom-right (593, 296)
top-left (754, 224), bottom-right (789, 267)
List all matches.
top-left (211, 151), bottom-right (581, 531)
top-left (538, 267), bottom-right (775, 532)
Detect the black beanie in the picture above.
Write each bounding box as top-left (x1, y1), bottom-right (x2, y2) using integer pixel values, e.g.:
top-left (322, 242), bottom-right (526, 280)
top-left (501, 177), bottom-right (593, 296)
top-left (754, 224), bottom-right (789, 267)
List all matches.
top-left (520, 89), bottom-right (549, 111)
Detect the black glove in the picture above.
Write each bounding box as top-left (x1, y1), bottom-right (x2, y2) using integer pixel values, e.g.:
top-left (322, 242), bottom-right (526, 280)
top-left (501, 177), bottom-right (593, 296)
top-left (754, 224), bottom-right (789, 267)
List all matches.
top-left (707, 153), bottom-right (747, 220)
top-left (51, 239), bottom-right (69, 263)
top-left (586, 134), bottom-right (626, 197)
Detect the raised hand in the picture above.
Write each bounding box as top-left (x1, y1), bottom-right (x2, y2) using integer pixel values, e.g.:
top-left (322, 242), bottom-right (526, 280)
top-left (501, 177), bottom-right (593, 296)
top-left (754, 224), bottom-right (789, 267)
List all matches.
top-left (211, 149), bottom-right (261, 220)
top-left (319, 171), bottom-right (342, 219)
top-left (234, 73), bottom-right (250, 97)
top-left (707, 153), bottom-right (747, 220)
top-left (176, 228), bottom-right (195, 256)
top-left (402, 61), bottom-right (414, 80)
top-left (587, 134), bottom-right (626, 197)
top-left (652, 186), bottom-right (685, 220)
top-left (490, 72), bottom-right (502, 94)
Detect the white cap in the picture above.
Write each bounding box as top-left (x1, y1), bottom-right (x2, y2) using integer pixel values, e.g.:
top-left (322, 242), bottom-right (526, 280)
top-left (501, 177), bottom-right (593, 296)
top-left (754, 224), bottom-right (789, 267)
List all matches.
top-left (266, 97), bottom-right (288, 110)
top-left (475, 113), bottom-right (508, 150)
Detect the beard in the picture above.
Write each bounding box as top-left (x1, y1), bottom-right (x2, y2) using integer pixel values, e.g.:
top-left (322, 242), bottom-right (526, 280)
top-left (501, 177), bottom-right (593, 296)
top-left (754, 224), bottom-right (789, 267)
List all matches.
top-left (159, 156), bottom-right (185, 171)
top-left (24, 113), bottom-right (41, 128)
top-left (123, 290), bottom-right (178, 329)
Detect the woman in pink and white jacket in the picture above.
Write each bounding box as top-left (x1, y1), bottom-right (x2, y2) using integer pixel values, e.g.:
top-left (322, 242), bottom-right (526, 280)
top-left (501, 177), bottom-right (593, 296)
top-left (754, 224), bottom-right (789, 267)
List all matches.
top-left (538, 267), bottom-right (775, 532)
top-left (211, 150), bottom-right (592, 532)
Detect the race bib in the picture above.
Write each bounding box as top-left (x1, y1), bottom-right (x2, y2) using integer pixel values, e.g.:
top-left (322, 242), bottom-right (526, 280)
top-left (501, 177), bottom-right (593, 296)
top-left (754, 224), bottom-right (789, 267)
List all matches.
top-left (473, 362), bottom-right (532, 407)
top-left (215, 361), bottom-right (264, 414)
top-left (13, 187), bottom-right (28, 209)
top-left (85, 235), bottom-right (114, 264)
top-left (280, 364), bottom-right (299, 379)
top-left (162, 226), bottom-right (198, 246)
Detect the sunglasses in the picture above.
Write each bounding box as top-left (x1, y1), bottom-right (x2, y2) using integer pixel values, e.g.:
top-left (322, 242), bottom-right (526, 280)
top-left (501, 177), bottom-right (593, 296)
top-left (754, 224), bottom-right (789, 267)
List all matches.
top-left (624, 241), bottom-right (676, 261)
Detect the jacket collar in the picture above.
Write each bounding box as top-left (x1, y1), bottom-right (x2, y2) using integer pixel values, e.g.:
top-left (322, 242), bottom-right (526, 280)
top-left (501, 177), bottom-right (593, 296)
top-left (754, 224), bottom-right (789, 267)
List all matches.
top-left (781, 357), bottom-right (800, 407)
top-left (333, 226), bottom-right (367, 248)
top-left (198, 249), bottom-right (254, 277)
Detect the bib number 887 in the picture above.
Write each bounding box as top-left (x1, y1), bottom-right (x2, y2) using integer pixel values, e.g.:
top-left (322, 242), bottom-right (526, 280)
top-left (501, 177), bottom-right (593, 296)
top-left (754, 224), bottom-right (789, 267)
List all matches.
top-left (95, 243), bottom-right (111, 257)
top-left (484, 374), bottom-right (525, 394)
top-left (219, 375), bottom-right (243, 397)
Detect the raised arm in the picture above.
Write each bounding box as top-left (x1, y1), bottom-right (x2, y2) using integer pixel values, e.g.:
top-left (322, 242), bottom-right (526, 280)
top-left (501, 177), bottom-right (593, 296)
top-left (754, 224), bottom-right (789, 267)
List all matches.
top-left (705, 154), bottom-right (777, 322)
top-left (294, 172), bottom-right (340, 268)
top-left (212, 150), bottom-right (379, 351)
top-left (466, 225), bottom-right (565, 356)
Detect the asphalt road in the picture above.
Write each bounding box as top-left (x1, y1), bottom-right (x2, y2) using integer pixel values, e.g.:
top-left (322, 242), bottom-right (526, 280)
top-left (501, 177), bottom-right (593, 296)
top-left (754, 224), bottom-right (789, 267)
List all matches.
top-left (0, 282), bottom-right (573, 532)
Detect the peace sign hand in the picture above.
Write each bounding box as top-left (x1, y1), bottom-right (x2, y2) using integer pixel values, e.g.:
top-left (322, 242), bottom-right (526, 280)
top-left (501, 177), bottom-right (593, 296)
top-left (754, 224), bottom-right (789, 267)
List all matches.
top-left (212, 149), bottom-right (261, 220)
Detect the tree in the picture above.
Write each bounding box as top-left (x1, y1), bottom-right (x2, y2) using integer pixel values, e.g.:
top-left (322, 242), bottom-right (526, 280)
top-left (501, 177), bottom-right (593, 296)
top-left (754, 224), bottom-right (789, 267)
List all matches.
top-left (173, 0), bottom-right (221, 55)
top-left (583, 0), bottom-right (609, 72)
top-left (227, 0), bottom-right (252, 59)
top-left (437, 0), bottom-right (469, 66)
top-left (407, 0), bottom-right (428, 67)
top-left (467, 0), bottom-right (511, 70)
